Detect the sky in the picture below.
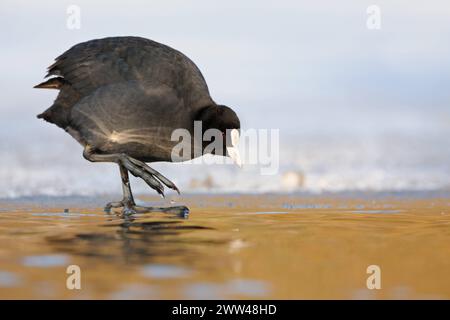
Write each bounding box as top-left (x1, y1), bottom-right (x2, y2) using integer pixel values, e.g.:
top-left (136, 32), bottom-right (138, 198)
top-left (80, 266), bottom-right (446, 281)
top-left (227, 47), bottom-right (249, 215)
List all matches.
top-left (0, 0), bottom-right (449, 196)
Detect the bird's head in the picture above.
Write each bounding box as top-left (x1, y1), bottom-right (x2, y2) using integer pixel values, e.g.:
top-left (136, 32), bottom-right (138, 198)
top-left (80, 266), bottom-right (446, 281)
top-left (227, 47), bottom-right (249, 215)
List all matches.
top-left (197, 104), bottom-right (242, 166)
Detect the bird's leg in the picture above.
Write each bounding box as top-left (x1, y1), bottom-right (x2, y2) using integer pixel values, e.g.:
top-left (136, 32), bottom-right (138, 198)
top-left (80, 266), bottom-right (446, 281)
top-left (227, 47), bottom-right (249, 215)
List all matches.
top-left (104, 164), bottom-right (137, 214)
top-left (119, 164), bottom-right (135, 207)
top-left (83, 146), bottom-right (179, 197)
top-left (119, 163), bottom-right (188, 216)
top-left (83, 145), bottom-right (188, 216)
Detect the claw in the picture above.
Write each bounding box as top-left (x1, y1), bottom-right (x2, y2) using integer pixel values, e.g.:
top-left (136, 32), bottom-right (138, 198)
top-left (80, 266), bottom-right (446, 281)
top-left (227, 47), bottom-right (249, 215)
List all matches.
top-left (121, 158), bottom-right (165, 197)
top-left (122, 206), bottom-right (137, 216)
top-left (105, 201), bottom-right (124, 211)
top-left (131, 205), bottom-right (189, 217)
top-left (128, 157), bottom-right (180, 194)
top-left (139, 171), bottom-right (165, 197)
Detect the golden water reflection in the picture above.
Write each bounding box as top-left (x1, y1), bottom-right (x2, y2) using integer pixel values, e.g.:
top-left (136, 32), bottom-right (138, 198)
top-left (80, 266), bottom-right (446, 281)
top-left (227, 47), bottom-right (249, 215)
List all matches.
top-left (0, 194), bottom-right (449, 299)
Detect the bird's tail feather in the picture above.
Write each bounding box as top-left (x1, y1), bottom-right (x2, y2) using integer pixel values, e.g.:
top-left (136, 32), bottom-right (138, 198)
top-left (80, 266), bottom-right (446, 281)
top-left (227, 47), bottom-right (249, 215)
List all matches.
top-left (34, 77), bottom-right (66, 90)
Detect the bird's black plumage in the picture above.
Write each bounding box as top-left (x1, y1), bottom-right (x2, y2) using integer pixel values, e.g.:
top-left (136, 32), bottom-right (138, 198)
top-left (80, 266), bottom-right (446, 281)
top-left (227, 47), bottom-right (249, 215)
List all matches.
top-left (35, 36), bottom-right (241, 214)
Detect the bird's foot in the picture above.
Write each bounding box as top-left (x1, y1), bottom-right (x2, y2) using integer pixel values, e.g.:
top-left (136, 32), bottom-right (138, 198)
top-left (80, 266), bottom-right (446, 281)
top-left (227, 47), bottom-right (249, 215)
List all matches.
top-left (104, 199), bottom-right (135, 214)
top-left (120, 155), bottom-right (180, 198)
top-left (104, 200), bottom-right (189, 217)
top-left (129, 205), bottom-right (189, 217)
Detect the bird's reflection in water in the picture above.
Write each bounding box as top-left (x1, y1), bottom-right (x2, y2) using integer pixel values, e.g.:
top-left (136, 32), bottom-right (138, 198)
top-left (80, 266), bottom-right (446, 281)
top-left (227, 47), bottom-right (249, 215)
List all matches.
top-left (45, 209), bottom-right (221, 266)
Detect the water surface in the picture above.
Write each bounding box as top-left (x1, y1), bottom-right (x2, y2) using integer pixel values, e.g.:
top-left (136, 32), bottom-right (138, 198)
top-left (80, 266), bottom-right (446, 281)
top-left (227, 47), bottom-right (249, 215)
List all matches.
top-left (0, 193), bottom-right (449, 299)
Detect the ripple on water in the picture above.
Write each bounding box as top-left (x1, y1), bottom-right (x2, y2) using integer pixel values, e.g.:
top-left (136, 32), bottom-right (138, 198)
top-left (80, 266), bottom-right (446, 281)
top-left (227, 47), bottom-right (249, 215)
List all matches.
top-left (184, 279), bottom-right (270, 299)
top-left (351, 210), bottom-right (402, 214)
top-left (22, 255), bottom-right (69, 268)
top-left (141, 264), bottom-right (191, 279)
top-left (252, 211), bottom-right (290, 215)
top-left (283, 203), bottom-right (332, 209)
top-left (110, 284), bottom-right (159, 299)
top-left (0, 271), bottom-right (22, 287)
top-left (31, 212), bottom-right (104, 217)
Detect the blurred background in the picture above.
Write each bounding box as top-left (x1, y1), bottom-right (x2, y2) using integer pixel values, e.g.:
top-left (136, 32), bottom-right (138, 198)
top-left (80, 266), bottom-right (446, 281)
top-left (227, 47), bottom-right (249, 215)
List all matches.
top-left (1, 0), bottom-right (449, 197)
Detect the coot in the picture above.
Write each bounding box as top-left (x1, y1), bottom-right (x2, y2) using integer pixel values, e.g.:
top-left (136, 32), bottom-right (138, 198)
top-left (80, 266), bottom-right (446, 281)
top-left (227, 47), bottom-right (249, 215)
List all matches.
top-left (35, 37), bottom-right (241, 215)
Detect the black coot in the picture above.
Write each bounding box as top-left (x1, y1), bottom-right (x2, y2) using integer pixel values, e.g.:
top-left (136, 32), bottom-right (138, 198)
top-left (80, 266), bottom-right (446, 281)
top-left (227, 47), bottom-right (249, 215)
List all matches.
top-left (35, 37), bottom-right (241, 215)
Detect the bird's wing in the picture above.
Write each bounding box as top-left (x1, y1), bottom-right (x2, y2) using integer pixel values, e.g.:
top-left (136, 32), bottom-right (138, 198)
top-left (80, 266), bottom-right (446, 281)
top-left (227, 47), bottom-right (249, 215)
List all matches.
top-left (69, 81), bottom-right (191, 161)
top-left (38, 37), bottom-right (213, 129)
top-left (46, 37), bottom-right (212, 105)
top-left (46, 37), bottom-right (170, 97)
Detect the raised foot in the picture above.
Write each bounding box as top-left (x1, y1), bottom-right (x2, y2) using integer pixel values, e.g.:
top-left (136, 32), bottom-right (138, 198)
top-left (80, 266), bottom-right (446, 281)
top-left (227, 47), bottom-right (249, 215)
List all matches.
top-left (104, 201), bottom-right (189, 217)
top-left (121, 156), bottom-right (180, 198)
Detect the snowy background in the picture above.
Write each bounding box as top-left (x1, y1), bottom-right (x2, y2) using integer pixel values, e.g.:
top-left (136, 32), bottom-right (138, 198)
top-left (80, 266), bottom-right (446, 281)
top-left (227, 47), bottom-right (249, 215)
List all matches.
top-left (1, 0), bottom-right (449, 197)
